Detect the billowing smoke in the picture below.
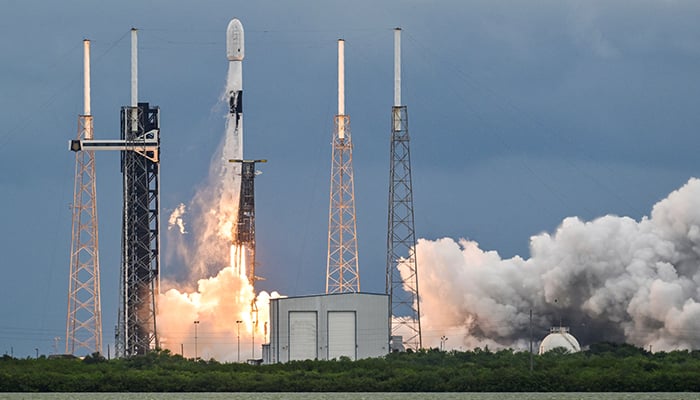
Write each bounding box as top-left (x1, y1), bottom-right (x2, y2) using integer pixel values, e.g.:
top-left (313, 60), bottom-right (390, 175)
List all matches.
top-left (168, 203), bottom-right (187, 235)
top-left (416, 178), bottom-right (700, 352)
top-left (165, 126), bottom-right (241, 282)
top-left (159, 266), bottom-right (280, 361)
top-left (158, 85), bottom-right (278, 361)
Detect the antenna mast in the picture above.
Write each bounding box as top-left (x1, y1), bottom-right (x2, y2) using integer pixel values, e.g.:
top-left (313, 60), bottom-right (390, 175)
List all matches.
top-left (386, 27), bottom-right (421, 351)
top-left (326, 39), bottom-right (360, 293)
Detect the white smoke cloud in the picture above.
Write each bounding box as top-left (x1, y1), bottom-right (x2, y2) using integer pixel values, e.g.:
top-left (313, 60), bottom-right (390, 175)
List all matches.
top-left (158, 72), bottom-right (276, 361)
top-left (417, 178), bottom-right (700, 352)
top-left (168, 203), bottom-right (188, 234)
top-left (158, 266), bottom-right (280, 361)
top-left (165, 127), bottom-right (241, 281)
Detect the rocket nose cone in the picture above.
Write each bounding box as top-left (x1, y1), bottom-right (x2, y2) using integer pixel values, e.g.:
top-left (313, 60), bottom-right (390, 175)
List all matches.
top-left (227, 18), bottom-right (244, 61)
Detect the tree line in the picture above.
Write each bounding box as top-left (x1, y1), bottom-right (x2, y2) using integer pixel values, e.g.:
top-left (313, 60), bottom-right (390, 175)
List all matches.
top-left (2, 342), bottom-right (700, 392)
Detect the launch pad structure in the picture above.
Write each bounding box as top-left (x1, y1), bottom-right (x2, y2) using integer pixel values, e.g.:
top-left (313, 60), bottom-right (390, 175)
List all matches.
top-left (65, 20), bottom-right (422, 360)
top-left (229, 159), bottom-right (267, 286)
top-left (326, 39), bottom-right (361, 294)
top-left (116, 98), bottom-right (161, 357)
top-left (66, 39), bottom-right (102, 356)
top-left (69, 29), bottom-right (160, 357)
top-left (386, 28), bottom-right (422, 351)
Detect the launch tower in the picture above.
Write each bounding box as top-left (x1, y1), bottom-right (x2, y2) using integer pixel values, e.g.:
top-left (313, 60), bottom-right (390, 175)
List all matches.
top-left (229, 159), bottom-right (266, 285)
top-left (386, 28), bottom-right (422, 351)
top-left (69, 29), bottom-right (160, 357)
top-left (116, 29), bottom-right (160, 357)
top-left (66, 39), bottom-right (103, 356)
top-left (326, 39), bottom-right (360, 294)
top-left (116, 96), bottom-right (160, 357)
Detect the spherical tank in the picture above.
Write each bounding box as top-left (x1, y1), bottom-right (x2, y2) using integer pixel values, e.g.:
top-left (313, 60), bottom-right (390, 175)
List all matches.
top-left (539, 326), bottom-right (581, 355)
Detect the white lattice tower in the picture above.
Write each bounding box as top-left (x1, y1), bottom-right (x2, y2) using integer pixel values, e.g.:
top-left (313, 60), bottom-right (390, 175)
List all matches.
top-left (326, 39), bottom-right (360, 293)
top-left (66, 39), bottom-right (103, 355)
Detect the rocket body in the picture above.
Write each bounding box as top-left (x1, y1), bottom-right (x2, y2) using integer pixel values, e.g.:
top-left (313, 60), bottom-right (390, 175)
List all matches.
top-left (225, 18), bottom-right (246, 280)
top-left (225, 18), bottom-right (244, 164)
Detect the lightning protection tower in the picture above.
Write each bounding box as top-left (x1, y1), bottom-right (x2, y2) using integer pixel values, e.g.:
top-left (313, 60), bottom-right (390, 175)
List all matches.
top-left (66, 39), bottom-right (103, 356)
top-left (386, 28), bottom-right (421, 351)
top-left (326, 39), bottom-right (360, 294)
top-left (228, 159), bottom-right (266, 286)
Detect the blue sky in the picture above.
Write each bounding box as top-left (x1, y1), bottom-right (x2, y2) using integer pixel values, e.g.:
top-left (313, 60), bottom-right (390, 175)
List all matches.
top-left (1, 0), bottom-right (700, 357)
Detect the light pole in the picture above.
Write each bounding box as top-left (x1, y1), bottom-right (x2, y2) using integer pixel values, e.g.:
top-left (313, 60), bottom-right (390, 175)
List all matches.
top-left (251, 320), bottom-right (256, 360)
top-left (440, 336), bottom-right (448, 351)
top-left (529, 308), bottom-right (534, 371)
top-left (236, 320), bottom-right (243, 362)
top-left (193, 320), bottom-right (200, 361)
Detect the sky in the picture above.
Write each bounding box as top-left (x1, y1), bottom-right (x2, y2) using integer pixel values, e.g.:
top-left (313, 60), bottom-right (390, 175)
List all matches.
top-left (2, 0), bottom-right (700, 358)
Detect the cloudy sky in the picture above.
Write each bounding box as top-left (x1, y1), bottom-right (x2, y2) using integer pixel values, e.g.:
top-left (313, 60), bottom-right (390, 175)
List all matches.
top-left (1, 0), bottom-right (700, 357)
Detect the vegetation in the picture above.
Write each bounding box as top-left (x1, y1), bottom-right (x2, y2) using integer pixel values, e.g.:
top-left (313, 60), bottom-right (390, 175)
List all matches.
top-left (3, 343), bottom-right (700, 392)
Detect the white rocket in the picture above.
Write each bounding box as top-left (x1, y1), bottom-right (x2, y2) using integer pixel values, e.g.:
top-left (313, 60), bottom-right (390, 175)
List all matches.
top-left (225, 18), bottom-right (244, 163)
top-left (225, 18), bottom-right (245, 279)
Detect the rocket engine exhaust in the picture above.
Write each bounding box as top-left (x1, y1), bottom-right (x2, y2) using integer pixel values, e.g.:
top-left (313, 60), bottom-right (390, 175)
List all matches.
top-left (158, 18), bottom-right (279, 363)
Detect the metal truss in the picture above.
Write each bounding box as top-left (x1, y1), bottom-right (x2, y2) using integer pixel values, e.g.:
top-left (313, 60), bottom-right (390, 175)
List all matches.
top-left (66, 114), bottom-right (103, 355)
top-left (229, 159), bottom-right (266, 285)
top-left (116, 103), bottom-right (160, 357)
top-left (386, 105), bottom-right (421, 351)
top-left (326, 115), bottom-right (360, 294)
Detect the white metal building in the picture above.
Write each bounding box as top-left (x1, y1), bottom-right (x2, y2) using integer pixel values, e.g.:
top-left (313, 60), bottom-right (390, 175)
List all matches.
top-left (266, 292), bottom-right (389, 363)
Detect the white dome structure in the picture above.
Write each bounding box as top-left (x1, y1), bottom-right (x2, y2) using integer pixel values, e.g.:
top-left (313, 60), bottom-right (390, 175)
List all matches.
top-left (538, 326), bottom-right (581, 355)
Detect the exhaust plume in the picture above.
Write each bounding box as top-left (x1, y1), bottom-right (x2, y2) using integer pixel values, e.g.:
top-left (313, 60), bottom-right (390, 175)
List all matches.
top-left (168, 203), bottom-right (187, 234)
top-left (158, 82), bottom-right (274, 362)
top-left (416, 178), bottom-right (700, 352)
top-left (165, 126), bottom-right (241, 281)
top-left (160, 125), bottom-right (274, 361)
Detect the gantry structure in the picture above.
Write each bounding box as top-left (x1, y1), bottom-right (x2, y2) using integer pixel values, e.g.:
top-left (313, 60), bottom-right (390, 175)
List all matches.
top-left (69, 29), bottom-right (160, 357)
top-left (229, 159), bottom-right (266, 286)
top-left (386, 28), bottom-right (421, 351)
top-left (326, 39), bottom-right (360, 294)
top-left (115, 99), bottom-right (160, 357)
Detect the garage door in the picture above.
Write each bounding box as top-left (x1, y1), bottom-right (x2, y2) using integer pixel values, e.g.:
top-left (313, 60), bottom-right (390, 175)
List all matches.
top-left (289, 311), bottom-right (317, 361)
top-left (328, 311), bottom-right (356, 360)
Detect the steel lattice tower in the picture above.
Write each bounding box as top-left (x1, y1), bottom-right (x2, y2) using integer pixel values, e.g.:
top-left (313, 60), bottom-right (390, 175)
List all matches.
top-left (67, 29), bottom-right (160, 358)
top-left (115, 29), bottom-right (160, 357)
top-left (326, 39), bottom-right (360, 294)
top-left (229, 159), bottom-right (266, 285)
top-left (66, 39), bottom-right (103, 356)
top-left (116, 101), bottom-right (160, 357)
top-left (386, 28), bottom-right (421, 351)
